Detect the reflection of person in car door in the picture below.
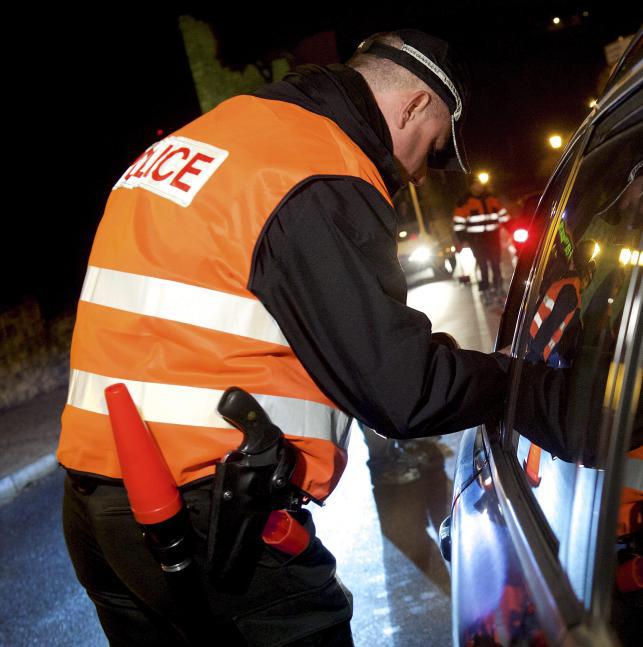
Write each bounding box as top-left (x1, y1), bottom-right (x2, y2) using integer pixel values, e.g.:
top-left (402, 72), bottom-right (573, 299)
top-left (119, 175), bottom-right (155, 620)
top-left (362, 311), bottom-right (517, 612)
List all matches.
top-left (526, 239), bottom-right (597, 368)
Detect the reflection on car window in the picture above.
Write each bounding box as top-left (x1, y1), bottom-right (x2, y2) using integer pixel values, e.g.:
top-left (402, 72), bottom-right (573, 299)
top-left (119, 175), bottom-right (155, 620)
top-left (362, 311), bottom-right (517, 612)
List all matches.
top-left (507, 110), bottom-right (642, 605)
top-left (496, 144), bottom-right (583, 350)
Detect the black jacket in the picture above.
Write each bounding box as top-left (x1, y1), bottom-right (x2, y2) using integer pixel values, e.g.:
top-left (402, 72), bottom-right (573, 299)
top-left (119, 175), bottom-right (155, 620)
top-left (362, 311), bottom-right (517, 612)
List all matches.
top-left (248, 64), bottom-right (508, 438)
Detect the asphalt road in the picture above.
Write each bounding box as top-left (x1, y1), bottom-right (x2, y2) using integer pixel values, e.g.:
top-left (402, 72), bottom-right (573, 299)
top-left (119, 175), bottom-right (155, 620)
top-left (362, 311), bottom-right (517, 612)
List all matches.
top-left (0, 468), bottom-right (106, 646)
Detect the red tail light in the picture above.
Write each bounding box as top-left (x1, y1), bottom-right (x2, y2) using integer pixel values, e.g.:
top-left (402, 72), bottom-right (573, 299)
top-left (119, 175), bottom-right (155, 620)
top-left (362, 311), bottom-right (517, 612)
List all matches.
top-left (513, 228), bottom-right (529, 244)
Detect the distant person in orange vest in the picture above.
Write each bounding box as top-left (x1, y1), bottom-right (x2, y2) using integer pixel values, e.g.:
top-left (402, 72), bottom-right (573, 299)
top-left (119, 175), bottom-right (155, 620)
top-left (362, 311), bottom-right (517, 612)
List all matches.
top-left (453, 176), bottom-right (510, 304)
top-left (526, 239), bottom-right (597, 368)
top-left (58, 30), bottom-right (512, 646)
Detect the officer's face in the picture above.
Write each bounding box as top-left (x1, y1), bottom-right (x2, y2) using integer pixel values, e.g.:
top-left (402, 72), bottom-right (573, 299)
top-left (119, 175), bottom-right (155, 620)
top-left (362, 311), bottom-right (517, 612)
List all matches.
top-left (470, 180), bottom-right (484, 195)
top-left (392, 92), bottom-right (452, 186)
top-left (410, 109), bottom-right (452, 185)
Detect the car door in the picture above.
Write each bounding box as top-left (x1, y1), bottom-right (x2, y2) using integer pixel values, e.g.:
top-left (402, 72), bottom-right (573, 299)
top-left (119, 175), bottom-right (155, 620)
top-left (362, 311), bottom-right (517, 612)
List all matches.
top-left (484, 73), bottom-right (642, 645)
top-left (448, 59), bottom-right (641, 646)
top-left (448, 132), bottom-right (589, 647)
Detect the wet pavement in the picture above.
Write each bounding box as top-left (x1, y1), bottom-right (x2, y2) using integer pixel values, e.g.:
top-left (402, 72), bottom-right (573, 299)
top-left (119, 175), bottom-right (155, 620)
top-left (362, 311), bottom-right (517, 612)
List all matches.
top-left (0, 469), bottom-right (104, 646)
top-left (314, 278), bottom-right (502, 646)
top-left (0, 276), bottom-right (501, 646)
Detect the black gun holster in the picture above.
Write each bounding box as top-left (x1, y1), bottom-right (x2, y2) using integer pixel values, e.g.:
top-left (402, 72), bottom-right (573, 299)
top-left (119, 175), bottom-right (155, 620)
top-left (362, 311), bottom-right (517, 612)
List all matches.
top-left (205, 387), bottom-right (302, 593)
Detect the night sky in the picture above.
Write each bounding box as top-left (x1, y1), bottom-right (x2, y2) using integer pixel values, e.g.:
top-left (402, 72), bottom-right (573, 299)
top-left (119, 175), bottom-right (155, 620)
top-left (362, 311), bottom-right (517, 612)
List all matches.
top-left (5, 2), bottom-right (641, 317)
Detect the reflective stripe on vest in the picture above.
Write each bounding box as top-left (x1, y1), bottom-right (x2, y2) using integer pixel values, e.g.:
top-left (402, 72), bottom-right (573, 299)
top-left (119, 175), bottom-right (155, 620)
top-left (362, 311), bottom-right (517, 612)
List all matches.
top-left (466, 223), bottom-right (499, 233)
top-left (57, 95), bottom-right (391, 500)
top-left (498, 207), bottom-right (510, 223)
top-left (453, 196), bottom-right (507, 233)
top-left (529, 277), bottom-right (581, 360)
top-left (467, 213), bottom-right (498, 224)
top-left (67, 368), bottom-right (351, 447)
top-left (81, 266), bottom-right (289, 347)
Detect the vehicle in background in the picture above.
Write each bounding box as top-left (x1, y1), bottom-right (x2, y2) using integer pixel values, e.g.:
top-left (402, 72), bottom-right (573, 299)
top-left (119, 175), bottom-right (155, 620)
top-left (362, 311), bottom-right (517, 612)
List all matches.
top-left (507, 191), bottom-right (543, 262)
top-left (440, 30), bottom-right (642, 646)
top-left (396, 184), bottom-right (457, 279)
top-left (397, 222), bottom-right (458, 278)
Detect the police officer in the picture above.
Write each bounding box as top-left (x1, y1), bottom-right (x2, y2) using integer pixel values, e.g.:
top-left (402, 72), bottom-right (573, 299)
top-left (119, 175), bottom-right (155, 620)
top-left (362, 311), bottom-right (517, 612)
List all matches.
top-left (59, 30), bottom-right (509, 645)
top-left (453, 176), bottom-right (510, 304)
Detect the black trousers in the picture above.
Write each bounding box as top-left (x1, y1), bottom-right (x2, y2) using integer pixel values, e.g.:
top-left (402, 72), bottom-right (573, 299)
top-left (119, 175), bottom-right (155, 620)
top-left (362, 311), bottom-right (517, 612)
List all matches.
top-left (470, 234), bottom-right (502, 292)
top-left (62, 474), bottom-right (353, 646)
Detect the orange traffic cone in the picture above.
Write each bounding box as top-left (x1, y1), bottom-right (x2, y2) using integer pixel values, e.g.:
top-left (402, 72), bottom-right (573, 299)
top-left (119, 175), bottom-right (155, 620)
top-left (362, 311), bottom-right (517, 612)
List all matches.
top-left (523, 443), bottom-right (542, 487)
top-left (104, 383), bottom-right (247, 645)
top-left (104, 383), bottom-right (182, 525)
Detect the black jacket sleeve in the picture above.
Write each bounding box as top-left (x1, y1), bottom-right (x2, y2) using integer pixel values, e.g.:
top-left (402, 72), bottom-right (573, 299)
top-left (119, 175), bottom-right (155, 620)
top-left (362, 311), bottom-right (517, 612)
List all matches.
top-left (249, 177), bottom-right (509, 439)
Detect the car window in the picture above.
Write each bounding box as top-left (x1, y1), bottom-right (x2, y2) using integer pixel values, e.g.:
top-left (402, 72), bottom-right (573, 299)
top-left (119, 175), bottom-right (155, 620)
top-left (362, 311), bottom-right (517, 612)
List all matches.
top-left (503, 97), bottom-right (642, 607)
top-left (496, 146), bottom-right (581, 350)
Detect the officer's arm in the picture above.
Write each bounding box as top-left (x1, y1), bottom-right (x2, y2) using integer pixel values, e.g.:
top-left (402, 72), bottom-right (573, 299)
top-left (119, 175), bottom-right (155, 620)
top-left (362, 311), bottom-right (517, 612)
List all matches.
top-left (492, 196), bottom-right (510, 224)
top-left (249, 178), bottom-right (508, 439)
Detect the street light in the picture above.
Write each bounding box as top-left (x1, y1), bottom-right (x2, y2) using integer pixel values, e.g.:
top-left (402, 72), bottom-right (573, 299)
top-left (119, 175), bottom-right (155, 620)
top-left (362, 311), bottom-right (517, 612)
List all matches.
top-left (552, 17), bottom-right (561, 25)
top-left (477, 171), bottom-right (490, 184)
top-left (548, 134), bottom-right (563, 149)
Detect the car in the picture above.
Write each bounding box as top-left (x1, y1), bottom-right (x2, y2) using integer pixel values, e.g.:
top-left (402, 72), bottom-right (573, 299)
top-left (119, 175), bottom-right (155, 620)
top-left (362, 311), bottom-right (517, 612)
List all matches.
top-left (507, 191), bottom-right (545, 262)
top-left (440, 29), bottom-right (642, 647)
top-left (395, 185), bottom-right (458, 280)
top-left (397, 221), bottom-right (458, 278)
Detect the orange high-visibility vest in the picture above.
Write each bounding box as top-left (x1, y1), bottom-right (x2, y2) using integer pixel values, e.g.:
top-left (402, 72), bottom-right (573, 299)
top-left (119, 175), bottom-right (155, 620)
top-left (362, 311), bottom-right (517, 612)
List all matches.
top-left (452, 195), bottom-right (509, 234)
top-left (529, 277), bottom-right (581, 361)
top-left (58, 95), bottom-right (392, 501)
top-left (616, 446), bottom-right (643, 592)
top-left (617, 445), bottom-right (643, 538)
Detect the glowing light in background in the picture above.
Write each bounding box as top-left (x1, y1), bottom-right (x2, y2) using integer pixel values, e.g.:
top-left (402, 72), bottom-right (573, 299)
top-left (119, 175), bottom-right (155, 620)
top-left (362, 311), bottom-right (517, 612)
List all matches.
top-left (513, 228), bottom-right (529, 244)
top-left (548, 134), bottom-right (563, 149)
top-left (619, 248), bottom-right (643, 266)
top-left (477, 171), bottom-right (490, 184)
top-left (409, 245), bottom-right (431, 263)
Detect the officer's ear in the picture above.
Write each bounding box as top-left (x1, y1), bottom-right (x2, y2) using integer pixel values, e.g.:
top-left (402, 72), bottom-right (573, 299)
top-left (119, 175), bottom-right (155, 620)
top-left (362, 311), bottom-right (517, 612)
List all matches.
top-left (400, 91), bottom-right (431, 129)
